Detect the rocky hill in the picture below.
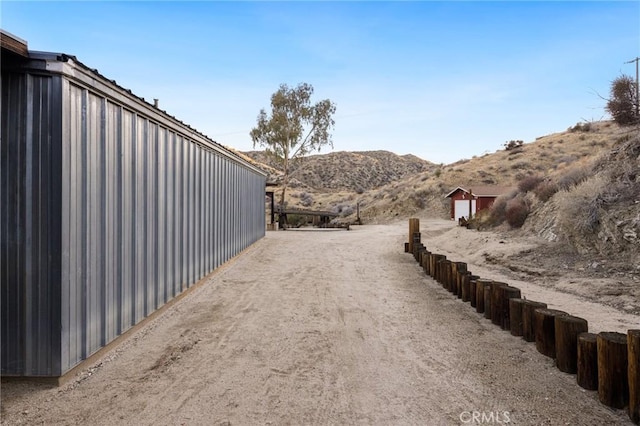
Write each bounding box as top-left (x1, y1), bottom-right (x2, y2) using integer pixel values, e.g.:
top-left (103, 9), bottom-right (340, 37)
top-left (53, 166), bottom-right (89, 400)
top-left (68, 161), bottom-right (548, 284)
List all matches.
top-left (244, 150), bottom-right (436, 191)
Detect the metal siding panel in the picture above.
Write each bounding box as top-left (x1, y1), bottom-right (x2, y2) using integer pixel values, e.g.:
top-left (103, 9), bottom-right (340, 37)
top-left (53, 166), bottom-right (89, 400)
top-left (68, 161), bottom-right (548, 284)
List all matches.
top-left (214, 154), bottom-right (220, 269)
top-left (207, 152), bottom-right (213, 271)
top-left (178, 134), bottom-right (186, 292)
top-left (144, 119), bottom-right (155, 315)
top-left (187, 143), bottom-right (194, 285)
top-left (120, 108), bottom-right (134, 331)
top-left (156, 127), bottom-right (166, 306)
top-left (104, 101), bottom-right (119, 343)
top-left (68, 83), bottom-right (83, 366)
top-left (59, 78), bottom-right (71, 373)
top-left (165, 131), bottom-right (175, 300)
top-left (2, 56), bottom-right (266, 377)
top-left (86, 91), bottom-right (102, 356)
top-left (134, 115), bottom-right (146, 322)
top-left (1, 72), bottom-right (25, 374)
top-left (196, 148), bottom-right (202, 279)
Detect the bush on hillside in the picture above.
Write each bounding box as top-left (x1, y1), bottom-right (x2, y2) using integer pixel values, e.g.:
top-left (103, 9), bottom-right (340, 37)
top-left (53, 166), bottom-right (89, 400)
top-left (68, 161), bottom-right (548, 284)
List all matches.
top-left (533, 180), bottom-right (558, 202)
top-left (505, 196), bottom-right (530, 228)
top-left (518, 175), bottom-right (544, 193)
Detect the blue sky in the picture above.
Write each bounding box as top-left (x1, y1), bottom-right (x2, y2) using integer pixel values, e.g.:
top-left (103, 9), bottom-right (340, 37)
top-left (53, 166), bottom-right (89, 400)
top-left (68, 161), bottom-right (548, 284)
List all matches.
top-left (2, 1), bottom-right (639, 164)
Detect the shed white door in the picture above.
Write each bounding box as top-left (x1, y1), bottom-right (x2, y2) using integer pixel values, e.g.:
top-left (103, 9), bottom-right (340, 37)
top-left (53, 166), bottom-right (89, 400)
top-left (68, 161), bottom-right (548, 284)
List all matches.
top-left (454, 199), bottom-right (476, 220)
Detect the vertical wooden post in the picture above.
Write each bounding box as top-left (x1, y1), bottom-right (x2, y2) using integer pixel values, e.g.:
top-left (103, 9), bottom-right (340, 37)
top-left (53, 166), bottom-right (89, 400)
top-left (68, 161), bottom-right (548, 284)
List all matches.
top-left (555, 315), bottom-right (589, 374)
top-left (408, 218), bottom-right (420, 254)
top-left (434, 255), bottom-right (446, 282)
top-left (628, 329), bottom-right (640, 424)
top-left (483, 283), bottom-right (494, 320)
top-left (597, 332), bottom-right (629, 409)
top-left (469, 276), bottom-right (479, 308)
top-left (501, 286), bottom-right (521, 330)
top-left (534, 308), bottom-right (568, 358)
top-left (490, 282), bottom-right (508, 325)
top-left (577, 332), bottom-right (598, 390)
top-left (509, 298), bottom-right (526, 336)
top-left (522, 300), bottom-right (548, 342)
top-left (475, 279), bottom-right (492, 314)
top-left (461, 272), bottom-right (471, 302)
top-left (455, 262), bottom-right (467, 298)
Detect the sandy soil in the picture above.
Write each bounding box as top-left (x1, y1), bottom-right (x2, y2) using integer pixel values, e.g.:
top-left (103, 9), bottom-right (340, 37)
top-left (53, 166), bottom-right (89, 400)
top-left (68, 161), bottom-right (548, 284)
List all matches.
top-left (1, 219), bottom-right (638, 425)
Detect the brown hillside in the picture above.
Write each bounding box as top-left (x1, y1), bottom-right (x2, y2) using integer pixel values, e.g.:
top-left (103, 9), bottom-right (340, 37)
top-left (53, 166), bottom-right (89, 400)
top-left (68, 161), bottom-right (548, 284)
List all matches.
top-left (244, 150), bottom-right (436, 191)
top-left (245, 121), bottom-right (632, 225)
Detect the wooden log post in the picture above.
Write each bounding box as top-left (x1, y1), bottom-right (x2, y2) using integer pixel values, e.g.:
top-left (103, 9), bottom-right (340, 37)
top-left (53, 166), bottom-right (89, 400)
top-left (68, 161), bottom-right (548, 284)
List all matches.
top-left (469, 276), bottom-right (479, 308)
top-left (429, 253), bottom-right (438, 279)
top-left (446, 261), bottom-right (456, 293)
top-left (415, 244), bottom-right (426, 264)
top-left (555, 315), bottom-right (589, 374)
top-left (628, 329), bottom-right (640, 424)
top-left (461, 272), bottom-right (471, 302)
top-left (577, 332), bottom-right (599, 390)
top-left (522, 300), bottom-right (548, 342)
top-left (412, 239), bottom-right (422, 261)
top-left (490, 282), bottom-right (508, 325)
top-left (534, 308), bottom-right (568, 358)
top-left (421, 250), bottom-right (431, 275)
top-left (509, 298), bottom-right (526, 337)
top-left (597, 331), bottom-right (629, 409)
top-left (501, 286), bottom-right (522, 330)
top-left (475, 279), bottom-right (492, 314)
top-left (408, 218), bottom-right (420, 254)
top-left (483, 282), bottom-right (494, 320)
top-left (455, 262), bottom-right (467, 298)
top-left (440, 260), bottom-right (451, 288)
top-left (433, 255), bottom-right (446, 282)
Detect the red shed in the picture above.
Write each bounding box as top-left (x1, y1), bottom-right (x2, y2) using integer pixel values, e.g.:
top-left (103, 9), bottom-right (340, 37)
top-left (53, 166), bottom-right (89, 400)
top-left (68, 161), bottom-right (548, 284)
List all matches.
top-left (445, 185), bottom-right (514, 220)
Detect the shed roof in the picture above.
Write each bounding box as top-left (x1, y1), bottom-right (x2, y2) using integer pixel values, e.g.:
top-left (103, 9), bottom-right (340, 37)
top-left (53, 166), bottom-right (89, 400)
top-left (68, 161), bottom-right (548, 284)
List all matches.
top-left (1, 29), bottom-right (28, 57)
top-left (445, 185), bottom-right (514, 198)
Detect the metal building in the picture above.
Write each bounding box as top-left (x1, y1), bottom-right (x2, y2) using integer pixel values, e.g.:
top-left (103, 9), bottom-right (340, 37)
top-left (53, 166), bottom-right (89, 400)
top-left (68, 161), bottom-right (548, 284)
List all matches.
top-left (1, 32), bottom-right (267, 377)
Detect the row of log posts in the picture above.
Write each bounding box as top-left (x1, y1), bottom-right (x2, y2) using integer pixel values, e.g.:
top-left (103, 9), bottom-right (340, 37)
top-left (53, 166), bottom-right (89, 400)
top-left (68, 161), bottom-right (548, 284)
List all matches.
top-left (404, 219), bottom-right (639, 423)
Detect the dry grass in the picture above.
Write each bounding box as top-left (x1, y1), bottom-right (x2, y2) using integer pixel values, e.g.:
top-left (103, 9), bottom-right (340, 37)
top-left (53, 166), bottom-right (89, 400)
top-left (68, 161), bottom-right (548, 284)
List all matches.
top-left (246, 120), bottom-right (631, 230)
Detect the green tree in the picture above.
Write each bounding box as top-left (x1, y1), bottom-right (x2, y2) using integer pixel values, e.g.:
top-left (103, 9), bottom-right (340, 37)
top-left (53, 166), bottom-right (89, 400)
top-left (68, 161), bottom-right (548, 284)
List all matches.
top-left (606, 75), bottom-right (639, 125)
top-left (250, 83), bottom-right (336, 225)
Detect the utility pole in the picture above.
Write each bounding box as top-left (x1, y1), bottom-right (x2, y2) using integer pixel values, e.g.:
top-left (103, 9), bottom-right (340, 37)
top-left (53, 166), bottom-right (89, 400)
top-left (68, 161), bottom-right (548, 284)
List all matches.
top-left (626, 57), bottom-right (640, 118)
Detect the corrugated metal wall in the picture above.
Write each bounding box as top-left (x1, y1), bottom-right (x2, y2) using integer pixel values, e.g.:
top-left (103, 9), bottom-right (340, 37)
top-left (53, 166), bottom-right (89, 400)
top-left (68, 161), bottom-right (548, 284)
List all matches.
top-left (1, 53), bottom-right (266, 376)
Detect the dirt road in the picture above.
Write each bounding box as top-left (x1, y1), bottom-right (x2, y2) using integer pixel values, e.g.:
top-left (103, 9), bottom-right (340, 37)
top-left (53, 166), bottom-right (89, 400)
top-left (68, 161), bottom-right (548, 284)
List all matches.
top-left (1, 220), bottom-right (637, 425)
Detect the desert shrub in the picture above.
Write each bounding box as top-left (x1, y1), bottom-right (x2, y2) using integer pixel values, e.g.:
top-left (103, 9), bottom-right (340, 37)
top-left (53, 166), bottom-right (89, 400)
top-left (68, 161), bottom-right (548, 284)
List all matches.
top-left (300, 192), bottom-right (314, 207)
top-left (556, 164), bottom-right (592, 190)
top-left (341, 205), bottom-right (354, 216)
top-left (510, 161), bottom-right (528, 170)
top-left (556, 175), bottom-right (607, 240)
top-left (485, 191), bottom-right (517, 226)
top-left (568, 122), bottom-right (593, 132)
top-left (434, 168), bottom-right (442, 178)
top-left (287, 214), bottom-right (308, 227)
top-left (333, 204), bottom-right (354, 217)
top-left (505, 196), bottom-right (530, 228)
top-left (504, 140), bottom-right (524, 151)
top-left (606, 74), bottom-right (639, 125)
top-left (518, 175), bottom-right (544, 192)
top-left (533, 180), bottom-right (558, 202)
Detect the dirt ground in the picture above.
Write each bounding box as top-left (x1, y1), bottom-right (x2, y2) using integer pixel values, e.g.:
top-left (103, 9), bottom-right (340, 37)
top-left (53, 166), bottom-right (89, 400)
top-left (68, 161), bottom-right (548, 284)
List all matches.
top-left (1, 219), bottom-right (638, 425)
